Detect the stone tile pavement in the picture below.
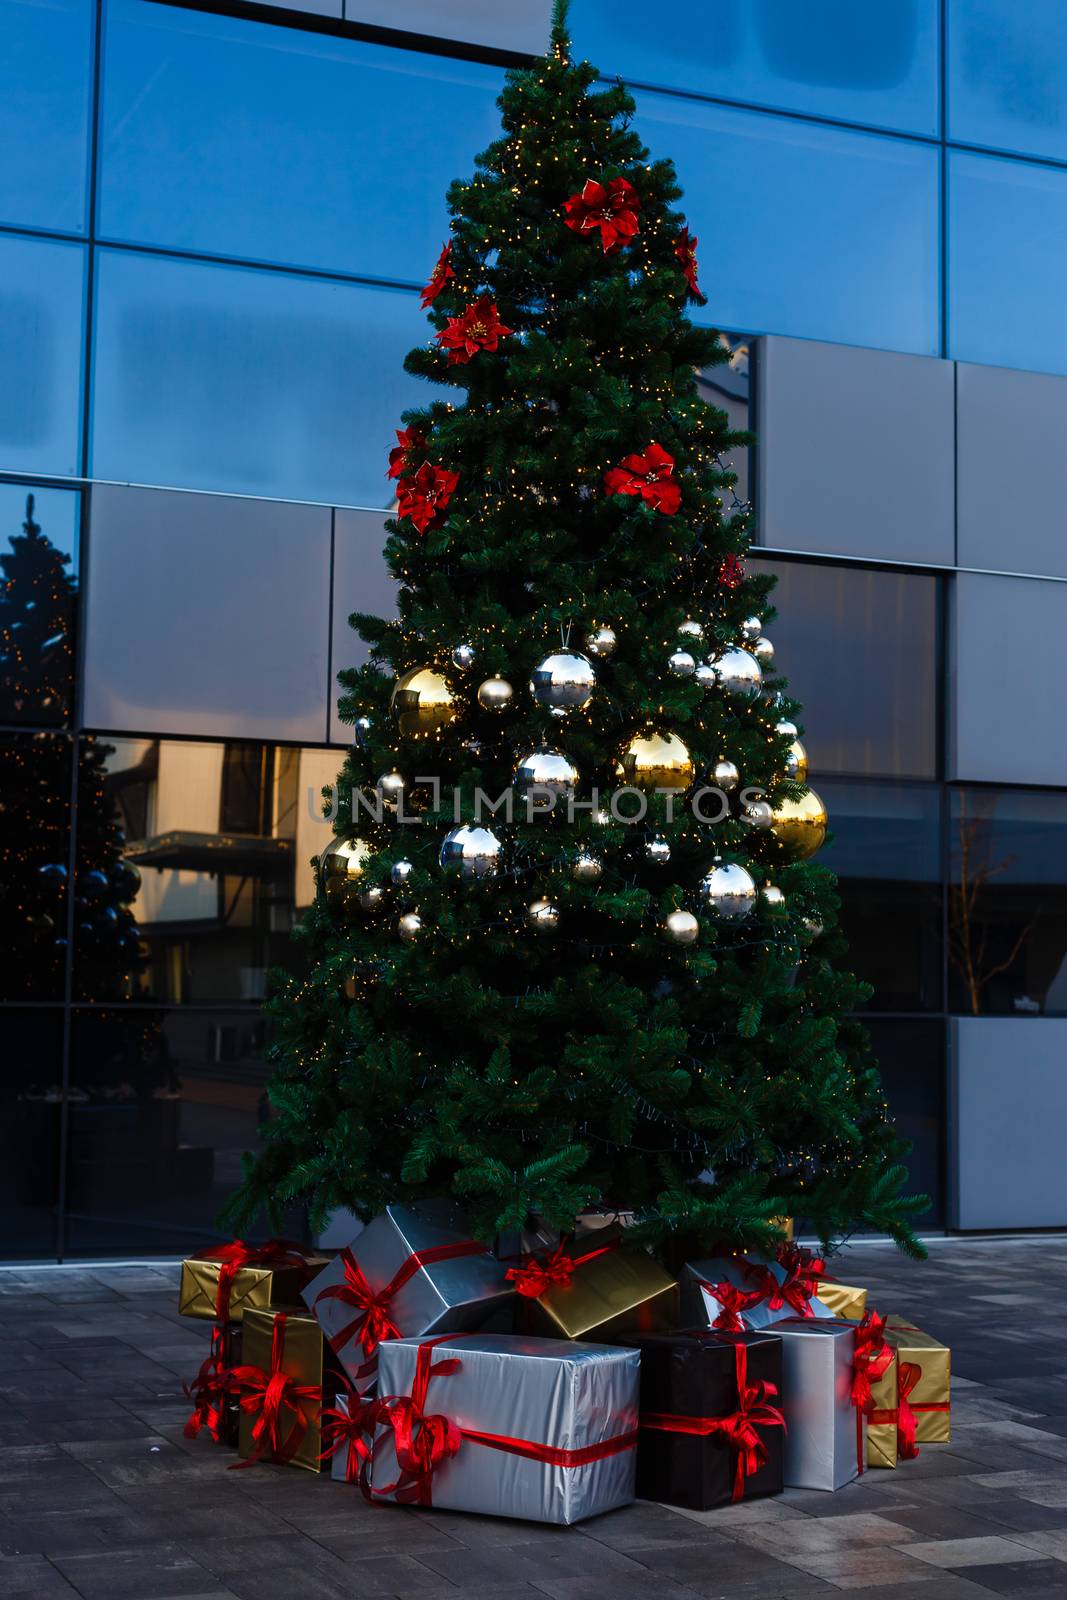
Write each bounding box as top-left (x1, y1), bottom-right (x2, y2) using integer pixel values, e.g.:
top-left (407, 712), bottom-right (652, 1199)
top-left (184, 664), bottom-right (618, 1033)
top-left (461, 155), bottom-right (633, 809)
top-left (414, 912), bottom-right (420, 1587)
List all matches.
top-left (1, 1236), bottom-right (1066, 1598)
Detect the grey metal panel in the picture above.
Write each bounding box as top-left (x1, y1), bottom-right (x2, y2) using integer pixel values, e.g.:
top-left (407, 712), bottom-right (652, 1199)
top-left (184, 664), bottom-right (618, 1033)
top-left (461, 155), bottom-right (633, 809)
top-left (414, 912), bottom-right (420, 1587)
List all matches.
top-left (756, 335), bottom-right (954, 565)
top-left (958, 361), bottom-right (1067, 577)
top-left (82, 484), bottom-right (331, 742)
top-left (951, 1017), bottom-right (1067, 1229)
top-left (329, 506), bottom-right (396, 743)
top-left (949, 571), bottom-right (1067, 784)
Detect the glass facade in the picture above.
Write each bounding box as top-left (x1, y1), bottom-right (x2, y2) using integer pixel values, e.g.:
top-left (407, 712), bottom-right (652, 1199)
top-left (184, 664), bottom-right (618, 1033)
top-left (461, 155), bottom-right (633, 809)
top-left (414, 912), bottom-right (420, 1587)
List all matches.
top-left (0, 234), bottom-right (87, 477)
top-left (0, 0), bottom-right (94, 234)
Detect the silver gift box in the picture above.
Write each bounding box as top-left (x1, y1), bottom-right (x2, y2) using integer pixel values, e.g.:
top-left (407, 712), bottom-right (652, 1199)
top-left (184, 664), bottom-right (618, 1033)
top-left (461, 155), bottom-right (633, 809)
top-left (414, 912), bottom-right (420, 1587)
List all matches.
top-left (683, 1256), bottom-right (836, 1331)
top-left (303, 1202), bottom-right (513, 1393)
top-left (371, 1333), bottom-right (640, 1524)
top-left (775, 1319), bottom-right (864, 1490)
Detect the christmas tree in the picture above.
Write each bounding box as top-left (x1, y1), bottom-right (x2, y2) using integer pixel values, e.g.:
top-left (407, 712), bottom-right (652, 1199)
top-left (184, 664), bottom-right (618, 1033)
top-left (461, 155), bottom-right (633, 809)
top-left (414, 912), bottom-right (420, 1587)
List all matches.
top-left (228, 2), bottom-right (926, 1259)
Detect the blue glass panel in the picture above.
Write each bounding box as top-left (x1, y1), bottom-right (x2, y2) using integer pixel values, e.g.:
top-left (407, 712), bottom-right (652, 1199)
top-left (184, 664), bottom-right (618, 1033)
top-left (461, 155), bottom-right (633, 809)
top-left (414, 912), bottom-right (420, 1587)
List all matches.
top-left (949, 150), bottom-right (1067, 376)
top-left (636, 94), bottom-right (940, 353)
top-left (98, 0), bottom-right (503, 278)
top-left (345, 0), bottom-right (550, 53)
top-left (0, 0), bottom-right (93, 233)
top-left (573, 0), bottom-right (940, 137)
top-left (0, 483), bottom-right (80, 579)
top-left (90, 249), bottom-right (442, 504)
top-left (948, 0), bottom-right (1067, 162)
top-left (0, 233), bottom-right (86, 476)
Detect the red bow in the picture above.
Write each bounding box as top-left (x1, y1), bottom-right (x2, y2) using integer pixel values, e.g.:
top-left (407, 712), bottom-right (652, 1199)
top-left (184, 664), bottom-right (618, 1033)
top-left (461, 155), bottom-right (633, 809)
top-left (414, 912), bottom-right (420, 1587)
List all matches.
top-left (189, 1238), bottom-right (309, 1322)
top-left (504, 1237), bottom-right (616, 1299)
top-left (319, 1394), bottom-right (386, 1482)
top-left (182, 1326), bottom-right (236, 1443)
top-left (867, 1359), bottom-right (922, 1462)
top-left (698, 1279), bottom-right (767, 1333)
top-left (850, 1310), bottom-right (893, 1474)
top-left (640, 1340), bottom-right (785, 1503)
top-left (229, 1313), bottom-right (321, 1469)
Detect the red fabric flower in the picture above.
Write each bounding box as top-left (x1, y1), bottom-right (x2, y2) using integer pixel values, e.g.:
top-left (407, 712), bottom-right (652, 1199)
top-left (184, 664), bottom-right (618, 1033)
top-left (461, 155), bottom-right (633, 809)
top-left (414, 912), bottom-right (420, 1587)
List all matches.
top-left (719, 553), bottom-right (746, 589)
top-left (396, 462), bottom-right (460, 534)
top-left (436, 296), bottom-right (513, 365)
top-left (675, 226), bottom-right (705, 302)
top-left (603, 441), bottom-right (681, 515)
top-left (386, 425), bottom-right (426, 481)
top-left (421, 242), bottom-right (455, 308)
top-left (563, 177), bottom-right (641, 253)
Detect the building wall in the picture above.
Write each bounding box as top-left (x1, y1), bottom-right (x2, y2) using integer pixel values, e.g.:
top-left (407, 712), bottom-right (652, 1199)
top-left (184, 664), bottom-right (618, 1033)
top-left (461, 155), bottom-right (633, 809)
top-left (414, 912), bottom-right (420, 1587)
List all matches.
top-left (3, 0), bottom-right (1067, 1255)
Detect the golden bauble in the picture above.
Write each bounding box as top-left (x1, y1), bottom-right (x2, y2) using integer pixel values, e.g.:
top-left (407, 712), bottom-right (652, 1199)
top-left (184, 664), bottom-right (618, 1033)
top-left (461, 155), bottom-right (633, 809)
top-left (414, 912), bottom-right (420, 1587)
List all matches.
top-left (784, 738), bottom-right (808, 783)
top-left (663, 909), bottom-right (700, 946)
top-left (318, 836), bottom-right (370, 903)
top-left (771, 788), bottom-right (828, 860)
top-left (391, 667), bottom-right (456, 738)
top-left (615, 731), bottom-right (694, 794)
top-left (477, 676), bottom-right (514, 711)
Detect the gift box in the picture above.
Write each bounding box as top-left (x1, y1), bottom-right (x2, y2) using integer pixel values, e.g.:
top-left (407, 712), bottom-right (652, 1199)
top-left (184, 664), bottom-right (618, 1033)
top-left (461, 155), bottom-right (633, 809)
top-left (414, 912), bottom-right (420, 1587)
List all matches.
top-left (179, 1239), bottom-right (326, 1324)
top-left (183, 1323), bottom-right (242, 1448)
top-left (885, 1314), bottom-right (951, 1445)
top-left (682, 1250), bottom-right (835, 1333)
top-left (368, 1333), bottom-right (640, 1523)
top-left (236, 1307), bottom-right (333, 1473)
top-left (629, 1330), bottom-right (784, 1510)
top-left (510, 1231), bottom-right (677, 1342)
top-left (815, 1281), bottom-right (869, 1321)
top-left (321, 1389), bottom-right (374, 1485)
top-left (303, 1202), bottom-right (512, 1394)
top-left (774, 1317), bottom-right (886, 1490)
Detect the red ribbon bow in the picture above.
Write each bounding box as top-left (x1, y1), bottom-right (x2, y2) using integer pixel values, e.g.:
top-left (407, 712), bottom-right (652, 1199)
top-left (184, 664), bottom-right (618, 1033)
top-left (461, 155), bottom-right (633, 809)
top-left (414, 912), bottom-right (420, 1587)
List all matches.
top-left (640, 1340), bottom-right (786, 1503)
top-left (503, 1236), bottom-right (616, 1299)
top-left (183, 1325), bottom-right (236, 1444)
top-left (190, 1238), bottom-right (309, 1322)
top-left (319, 1393), bottom-right (386, 1482)
top-left (850, 1310), bottom-right (894, 1474)
top-left (698, 1279), bottom-right (768, 1333)
top-left (229, 1313), bottom-right (322, 1469)
top-left (868, 1358), bottom-right (922, 1462)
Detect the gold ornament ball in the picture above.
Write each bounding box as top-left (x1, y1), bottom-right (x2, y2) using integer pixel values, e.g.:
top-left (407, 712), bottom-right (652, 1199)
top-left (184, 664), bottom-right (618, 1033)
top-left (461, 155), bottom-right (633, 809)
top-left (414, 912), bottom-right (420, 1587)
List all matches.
top-left (398, 912), bottom-right (423, 942)
top-left (391, 666), bottom-right (456, 738)
top-left (318, 836), bottom-right (370, 902)
top-left (526, 898), bottom-right (560, 934)
top-left (771, 788), bottom-right (828, 859)
top-left (585, 625), bottom-right (617, 658)
top-left (663, 909), bottom-right (700, 946)
top-left (615, 731), bottom-right (694, 794)
top-left (784, 738), bottom-right (808, 783)
top-left (572, 852), bottom-right (603, 883)
top-left (477, 676), bottom-right (514, 711)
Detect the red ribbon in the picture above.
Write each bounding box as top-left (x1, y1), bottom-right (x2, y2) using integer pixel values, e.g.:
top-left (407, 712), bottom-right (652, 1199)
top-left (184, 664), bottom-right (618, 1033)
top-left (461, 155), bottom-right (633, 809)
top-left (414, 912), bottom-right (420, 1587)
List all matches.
top-left (314, 1240), bottom-right (490, 1382)
top-left (503, 1236), bottom-right (617, 1299)
top-left (364, 1334), bottom-right (639, 1507)
top-left (850, 1310), bottom-right (893, 1475)
top-left (229, 1313), bottom-right (322, 1469)
top-left (697, 1278), bottom-right (768, 1333)
top-left (640, 1340), bottom-right (786, 1503)
top-left (319, 1394), bottom-right (383, 1482)
top-left (183, 1325), bottom-right (236, 1444)
top-left (190, 1238), bottom-right (310, 1322)
top-left (868, 1359), bottom-right (922, 1462)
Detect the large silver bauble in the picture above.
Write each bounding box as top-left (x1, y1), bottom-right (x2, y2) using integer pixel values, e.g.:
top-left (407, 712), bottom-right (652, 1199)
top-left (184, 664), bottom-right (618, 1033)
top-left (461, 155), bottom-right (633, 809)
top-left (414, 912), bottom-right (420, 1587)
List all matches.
top-left (743, 798), bottom-right (775, 829)
top-left (762, 884), bottom-right (786, 909)
top-left (529, 651), bottom-right (595, 715)
top-left (391, 859), bottom-right (414, 885)
top-left (694, 663), bottom-right (717, 690)
top-left (753, 636), bottom-right (775, 667)
top-left (700, 861), bottom-right (757, 920)
top-left (526, 898), bottom-right (560, 934)
top-left (477, 677), bottom-right (513, 711)
top-left (712, 759), bottom-right (740, 792)
top-left (645, 837), bottom-right (671, 865)
top-left (398, 912), bottom-right (423, 942)
top-left (776, 718), bottom-right (799, 741)
top-left (572, 853), bottom-right (603, 883)
top-left (740, 616), bottom-right (762, 642)
top-left (713, 648), bottom-right (763, 699)
top-left (667, 650), bottom-right (696, 678)
top-left (585, 625), bottom-right (617, 658)
top-left (439, 825), bottom-right (503, 879)
top-left (514, 749), bottom-right (579, 801)
top-left (451, 642), bottom-right (476, 670)
top-left (376, 771), bottom-right (405, 808)
top-left (677, 619), bottom-right (705, 645)
top-left (663, 909), bottom-right (699, 946)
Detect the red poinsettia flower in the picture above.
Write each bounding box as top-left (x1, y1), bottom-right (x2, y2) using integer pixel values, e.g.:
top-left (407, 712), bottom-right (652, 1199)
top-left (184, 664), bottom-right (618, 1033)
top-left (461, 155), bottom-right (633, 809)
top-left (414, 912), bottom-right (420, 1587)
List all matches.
top-left (603, 441), bottom-right (681, 515)
top-left (420, 242), bottom-right (455, 308)
top-left (675, 226), bottom-right (706, 302)
top-left (395, 462), bottom-right (460, 534)
top-left (436, 296), bottom-right (513, 365)
top-left (719, 553), bottom-right (746, 589)
top-left (563, 176), bottom-right (641, 253)
top-left (386, 425), bottom-right (426, 481)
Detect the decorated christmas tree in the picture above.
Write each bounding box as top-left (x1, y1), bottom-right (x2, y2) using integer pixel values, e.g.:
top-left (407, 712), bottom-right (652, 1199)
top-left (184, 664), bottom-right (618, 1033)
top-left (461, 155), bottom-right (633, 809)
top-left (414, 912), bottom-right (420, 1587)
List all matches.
top-left (228, 2), bottom-right (925, 1259)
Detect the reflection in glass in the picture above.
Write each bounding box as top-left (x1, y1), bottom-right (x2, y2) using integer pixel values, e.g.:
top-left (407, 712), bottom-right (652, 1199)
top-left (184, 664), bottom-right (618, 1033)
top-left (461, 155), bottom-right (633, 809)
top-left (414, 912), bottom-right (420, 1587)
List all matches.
top-left (635, 91), bottom-right (940, 354)
top-left (950, 788), bottom-right (1067, 1016)
top-left (0, 1008), bottom-right (64, 1257)
top-left (863, 1017), bottom-right (944, 1226)
top-left (0, 489), bottom-right (79, 726)
top-left (948, 0), bottom-right (1067, 163)
top-left (346, 0), bottom-right (551, 53)
top-left (0, 233), bottom-right (86, 476)
top-left (0, 0), bottom-right (94, 233)
top-left (75, 737), bottom-right (338, 1003)
top-left (0, 731), bottom-right (72, 1001)
top-left (695, 334), bottom-right (751, 511)
top-left (754, 558), bottom-right (939, 778)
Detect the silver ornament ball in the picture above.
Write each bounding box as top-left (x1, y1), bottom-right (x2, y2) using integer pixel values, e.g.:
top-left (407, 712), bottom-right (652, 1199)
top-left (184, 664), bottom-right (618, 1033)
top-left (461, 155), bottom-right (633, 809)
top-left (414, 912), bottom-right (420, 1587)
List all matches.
top-left (712, 647), bottom-right (763, 700)
top-left (694, 663), bottom-right (717, 690)
top-left (513, 748), bottom-right (579, 801)
top-left (529, 651), bottom-right (595, 715)
top-left (712, 759), bottom-right (740, 792)
top-left (359, 885), bottom-right (386, 912)
top-left (438, 824), bottom-right (503, 879)
top-left (645, 837), bottom-right (671, 865)
top-left (752, 636), bottom-right (775, 667)
top-left (667, 650), bottom-right (696, 678)
top-left (761, 884), bottom-right (786, 909)
top-left (740, 616), bottom-right (763, 642)
top-left (700, 861), bottom-right (757, 920)
top-left (585, 625), bottom-right (617, 658)
top-left (526, 898), bottom-right (560, 935)
top-left (663, 909), bottom-right (700, 947)
top-left (451, 642), bottom-right (476, 670)
top-left (376, 771), bottom-right (405, 808)
top-left (571, 852), bottom-right (603, 883)
top-left (398, 912), bottom-right (423, 942)
top-left (477, 677), bottom-right (513, 711)
top-left (390, 859), bottom-right (414, 886)
top-left (677, 619), bottom-right (705, 644)
top-left (743, 798), bottom-right (775, 829)
top-left (776, 718), bottom-right (799, 741)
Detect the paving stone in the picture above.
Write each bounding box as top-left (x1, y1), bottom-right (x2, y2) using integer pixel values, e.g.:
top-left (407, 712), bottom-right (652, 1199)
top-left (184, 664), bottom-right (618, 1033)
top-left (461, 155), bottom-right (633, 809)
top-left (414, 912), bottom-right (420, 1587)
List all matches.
top-left (952, 1560), bottom-right (1067, 1594)
top-left (899, 1535), bottom-right (1046, 1568)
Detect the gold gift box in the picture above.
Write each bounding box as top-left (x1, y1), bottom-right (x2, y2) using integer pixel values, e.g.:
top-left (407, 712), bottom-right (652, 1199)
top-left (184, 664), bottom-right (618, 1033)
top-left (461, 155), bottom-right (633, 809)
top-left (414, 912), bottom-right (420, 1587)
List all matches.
top-left (179, 1249), bottom-right (327, 1324)
top-left (522, 1237), bottom-right (678, 1342)
top-left (815, 1280), bottom-right (869, 1321)
top-left (237, 1307), bottom-right (328, 1473)
top-left (865, 1348), bottom-right (900, 1469)
top-left (771, 1216), bottom-right (794, 1241)
top-left (886, 1313), bottom-right (951, 1444)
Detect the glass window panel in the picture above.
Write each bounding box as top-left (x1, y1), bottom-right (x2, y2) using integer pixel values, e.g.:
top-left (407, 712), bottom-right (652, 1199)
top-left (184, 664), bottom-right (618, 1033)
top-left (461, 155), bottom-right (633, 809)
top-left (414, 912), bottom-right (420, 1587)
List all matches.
top-left (862, 1017), bottom-right (945, 1227)
top-left (0, 233), bottom-right (86, 476)
top-left (575, 0), bottom-right (939, 137)
top-left (346, 0), bottom-right (551, 54)
top-left (950, 787), bottom-right (1067, 1017)
top-left (948, 149), bottom-right (1067, 377)
top-left (90, 250), bottom-right (439, 504)
top-left (635, 93), bottom-right (940, 354)
top-left (753, 558), bottom-right (940, 779)
top-left (0, 0), bottom-right (93, 233)
top-left (0, 485), bottom-right (80, 726)
top-left (98, 1), bottom-right (503, 278)
top-left (0, 1008), bottom-right (63, 1257)
top-left (0, 731), bottom-right (72, 1000)
top-left (818, 779), bottom-right (943, 1012)
top-left (948, 0), bottom-right (1067, 162)
top-left (74, 736), bottom-right (330, 1003)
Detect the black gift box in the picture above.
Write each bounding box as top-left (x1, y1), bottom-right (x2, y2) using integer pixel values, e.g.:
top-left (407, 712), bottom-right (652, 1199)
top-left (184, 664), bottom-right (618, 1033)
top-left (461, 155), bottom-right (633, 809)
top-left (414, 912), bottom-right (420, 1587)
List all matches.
top-left (629, 1330), bottom-right (784, 1510)
top-left (217, 1323), bottom-right (242, 1448)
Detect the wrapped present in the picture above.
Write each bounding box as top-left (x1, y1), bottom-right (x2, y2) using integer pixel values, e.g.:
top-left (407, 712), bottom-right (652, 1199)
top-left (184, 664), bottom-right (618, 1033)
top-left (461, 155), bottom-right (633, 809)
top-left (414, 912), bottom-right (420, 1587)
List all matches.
top-left (774, 1312), bottom-right (891, 1489)
top-left (367, 1333), bottom-right (640, 1523)
top-left (630, 1330), bottom-right (784, 1510)
top-left (179, 1238), bottom-right (326, 1324)
top-left (183, 1323), bottom-right (242, 1448)
top-left (234, 1307), bottom-right (332, 1472)
top-left (884, 1314), bottom-right (950, 1445)
top-left (815, 1280), bottom-right (869, 1321)
top-left (303, 1202), bottom-right (512, 1394)
top-left (683, 1246), bottom-right (835, 1333)
top-left (509, 1231), bottom-right (677, 1341)
top-left (320, 1389), bottom-right (376, 1484)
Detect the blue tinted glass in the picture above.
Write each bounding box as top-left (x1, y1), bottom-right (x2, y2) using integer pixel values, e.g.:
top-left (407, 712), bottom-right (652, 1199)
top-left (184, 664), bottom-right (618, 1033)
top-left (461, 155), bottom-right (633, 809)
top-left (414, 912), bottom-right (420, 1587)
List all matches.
top-left (949, 0), bottom-right (1067, 162)
top-left (0, 483), bottom-right (80, 578)
top-left (0, 0), bottom-right (93, 233)
top-left (636, 93), bottom-right (939, 353)
top-left (573, 0), bottom-right (940, 136)
top-left (90, 249), bottom-right (443, 504)
top-left (346, 1), bottom-right (551, 53)
top-left (0, 233), bottom-right (86, 476)
top-left (98, 0), bottom-right (503, 278)
top-left (949, 150), bottom-right (1067, 376)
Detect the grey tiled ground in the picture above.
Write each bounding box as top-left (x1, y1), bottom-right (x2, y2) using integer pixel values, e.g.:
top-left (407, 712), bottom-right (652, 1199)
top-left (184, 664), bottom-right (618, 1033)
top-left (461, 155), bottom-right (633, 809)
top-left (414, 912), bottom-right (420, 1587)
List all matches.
top-left (1, 1237), bottom-right (1066, 1598)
